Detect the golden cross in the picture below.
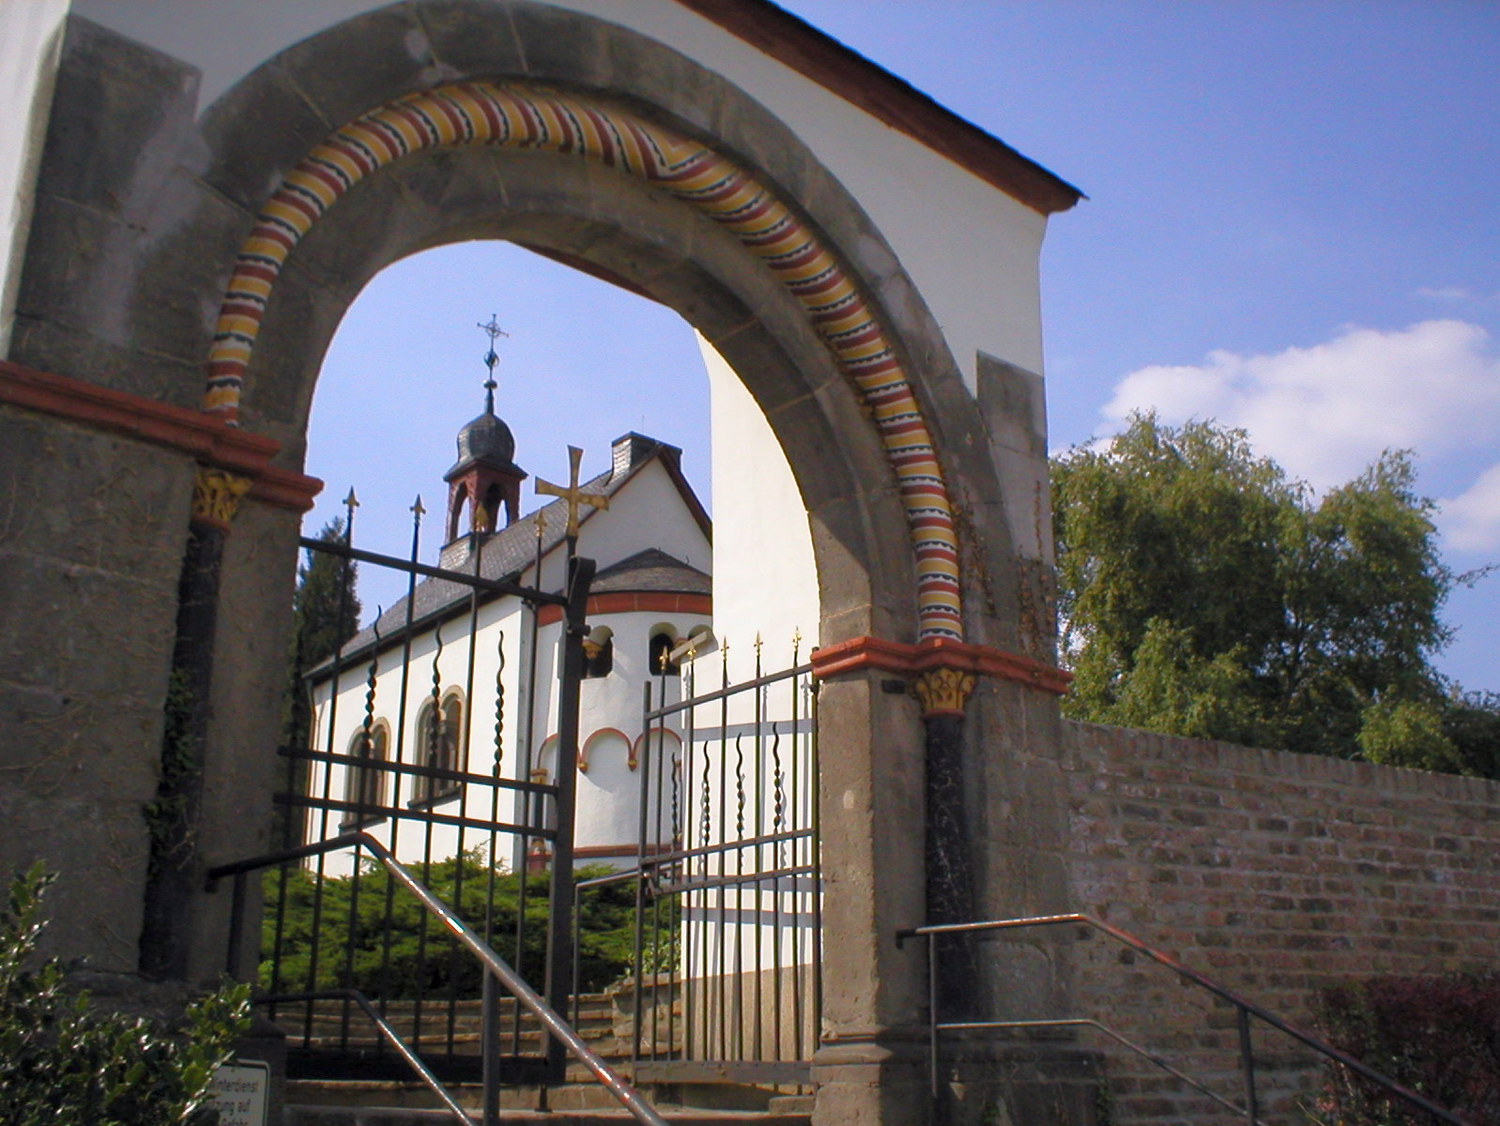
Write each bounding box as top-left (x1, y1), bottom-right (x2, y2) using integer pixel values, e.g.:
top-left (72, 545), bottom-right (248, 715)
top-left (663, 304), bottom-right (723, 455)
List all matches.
top-left (535, 445), bottom-right (609, 537)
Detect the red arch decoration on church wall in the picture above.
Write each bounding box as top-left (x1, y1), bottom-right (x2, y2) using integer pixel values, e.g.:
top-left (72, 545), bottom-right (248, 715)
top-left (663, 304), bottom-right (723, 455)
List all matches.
top-left (201, 82), bottom-right (964, 641)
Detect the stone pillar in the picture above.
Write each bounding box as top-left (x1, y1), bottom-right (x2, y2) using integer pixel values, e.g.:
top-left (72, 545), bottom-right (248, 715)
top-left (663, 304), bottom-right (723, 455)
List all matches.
top-left (810, 671), bottom-right (932, 1126)
top-left (0, 402), bottom-right (194, 969)
top-left (139, 467), bottom-right (247, 979)
top-left (810, 634), bottom-right (1097, 1126)
top-left (915, 669), bottom-right (982, 1021)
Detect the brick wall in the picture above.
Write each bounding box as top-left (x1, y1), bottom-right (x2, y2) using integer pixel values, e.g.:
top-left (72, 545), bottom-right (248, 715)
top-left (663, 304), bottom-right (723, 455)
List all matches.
top-left (1058, 720), bottom-right (1500, 1124)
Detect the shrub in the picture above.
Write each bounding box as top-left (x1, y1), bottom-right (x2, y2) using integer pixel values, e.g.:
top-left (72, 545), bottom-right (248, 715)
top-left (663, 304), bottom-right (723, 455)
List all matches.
top-left (1308, 972), bottom-right (1500, 1125)
top-left (259, 852), bottom-right (653, 997)
top-left (0, 862), bottom-right (251, 1126)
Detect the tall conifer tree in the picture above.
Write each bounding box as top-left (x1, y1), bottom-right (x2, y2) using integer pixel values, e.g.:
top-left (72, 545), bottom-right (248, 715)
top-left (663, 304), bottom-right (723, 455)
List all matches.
top-left (283, 518), bottom-right (362, 754)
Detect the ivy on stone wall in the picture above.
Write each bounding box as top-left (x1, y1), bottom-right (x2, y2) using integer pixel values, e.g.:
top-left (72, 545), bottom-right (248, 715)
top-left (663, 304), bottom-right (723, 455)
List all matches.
top-left (143, 667), bottom-right (198, 879)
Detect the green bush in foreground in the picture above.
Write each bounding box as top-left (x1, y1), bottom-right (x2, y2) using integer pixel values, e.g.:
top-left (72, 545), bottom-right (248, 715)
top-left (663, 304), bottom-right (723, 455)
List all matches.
top-left (0, 862), bottom-right (251, 1126)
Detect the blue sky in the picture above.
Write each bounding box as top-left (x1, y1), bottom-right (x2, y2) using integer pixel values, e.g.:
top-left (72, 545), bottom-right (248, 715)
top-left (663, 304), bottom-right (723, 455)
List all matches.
top-left (306, 0), bottom-right (1500, 692)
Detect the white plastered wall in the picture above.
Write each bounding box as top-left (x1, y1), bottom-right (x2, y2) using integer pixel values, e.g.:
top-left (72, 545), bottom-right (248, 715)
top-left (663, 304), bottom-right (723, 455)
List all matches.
top-left (68, 0), bottom-right (1051, 388)
top-left (576, 458), bottom-right (711, 576)
top-left (701, 335), bottom-right (817, 678)
top-left (0, 0), bottom-right (70, 357)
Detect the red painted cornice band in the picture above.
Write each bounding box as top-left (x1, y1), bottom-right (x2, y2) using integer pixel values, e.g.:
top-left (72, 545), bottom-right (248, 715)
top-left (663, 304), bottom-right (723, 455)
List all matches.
top-left (810, 634), bottom-right (1072, 696)
top-left (0, 361), bottom-right (321, 512)
top-left (535, 591), bottom-right (712, 627)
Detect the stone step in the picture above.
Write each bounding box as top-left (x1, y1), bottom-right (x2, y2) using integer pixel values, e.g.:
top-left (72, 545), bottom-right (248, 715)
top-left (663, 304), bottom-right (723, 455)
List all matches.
top-left (287, 1110), bottom-right (809, 1125)
top-left (284, 1018), bottom-right (618, 1043)
top-left (275, 1000), bottom-right (617, 1022)
top-left (286, 1080), bottom-right (812, 1124)
top-left (276, 998), bottom-right (622, 1053)
top-left (281, 1028), bottom-right (627, 1057)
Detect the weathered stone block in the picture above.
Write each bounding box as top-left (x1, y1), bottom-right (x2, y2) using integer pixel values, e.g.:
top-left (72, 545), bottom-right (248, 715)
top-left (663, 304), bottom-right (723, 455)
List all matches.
top-left (414, 0), bottom-right (528, 81)
top-left (197, 64), bottom-right (341, 215)
top-left (977, 351), bottom-right (1047, 460)
top-left (508, 1), bottom-right (614, 91)
top-left (271, 3), bottom-right (440, 130)
top-left (0, 785), bottom-right (151, 970)
top-left (0, 682), bottom-right (161, 803)
top-left (0, 411), bottom-right (192, 581)
top-left (190, 501), bottom-right (301, 983)
top-left (119, 170), bottom-right (252, 371)
top-left (5, 315), bottom-right (206, 407)
top-left (32, 16), bottom-right (199, 224)
top-left (11, 194), bottom-right (123, 332)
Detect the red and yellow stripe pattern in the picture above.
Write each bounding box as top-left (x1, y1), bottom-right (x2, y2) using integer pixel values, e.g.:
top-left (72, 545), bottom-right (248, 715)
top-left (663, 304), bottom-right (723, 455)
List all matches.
top-left (204, 82), bottom-right (963, 640)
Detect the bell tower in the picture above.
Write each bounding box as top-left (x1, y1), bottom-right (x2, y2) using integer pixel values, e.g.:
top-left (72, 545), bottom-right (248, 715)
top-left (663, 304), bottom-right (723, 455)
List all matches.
top-left (443, 316), bottom-right (527, 543)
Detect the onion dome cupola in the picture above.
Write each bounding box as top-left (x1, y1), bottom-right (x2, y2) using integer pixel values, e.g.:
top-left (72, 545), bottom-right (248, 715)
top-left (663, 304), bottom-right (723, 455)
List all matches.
top-left (443, 316), bottom-right (528, 543)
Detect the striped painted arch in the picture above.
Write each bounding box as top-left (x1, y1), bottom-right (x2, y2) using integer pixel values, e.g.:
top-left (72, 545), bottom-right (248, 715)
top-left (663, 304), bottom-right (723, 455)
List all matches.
top-left (203, 82), bottom-right (964, 641)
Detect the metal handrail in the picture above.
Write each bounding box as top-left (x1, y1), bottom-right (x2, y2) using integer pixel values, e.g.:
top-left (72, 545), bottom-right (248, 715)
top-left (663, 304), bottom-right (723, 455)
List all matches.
top-left (208, 831), bottom-right (668, 1126)
top-left (266, 989), bottom-right (471, 1124)
top-left (897, 912), bottom-right (1470, 1126)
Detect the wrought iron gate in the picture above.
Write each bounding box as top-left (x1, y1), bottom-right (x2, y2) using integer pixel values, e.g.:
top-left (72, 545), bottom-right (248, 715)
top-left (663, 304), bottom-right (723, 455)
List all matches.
top-left (602, 645), bottom-right (823, 1086)
top-left (241, 508), bottom-right (593, 1086)
top-left (219, 501), bottom-right (823, 1096)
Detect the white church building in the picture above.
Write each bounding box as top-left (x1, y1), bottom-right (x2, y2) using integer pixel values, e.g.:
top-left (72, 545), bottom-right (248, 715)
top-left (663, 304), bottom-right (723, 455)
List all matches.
top-left (302, 334), bottom-right (819, 877)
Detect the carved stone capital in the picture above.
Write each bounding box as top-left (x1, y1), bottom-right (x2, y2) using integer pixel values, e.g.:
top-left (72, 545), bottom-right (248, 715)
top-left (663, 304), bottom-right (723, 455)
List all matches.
top-left (912, 666), bottom-right (976, 717)
top-left (191, 466), bottom-right (252, 529)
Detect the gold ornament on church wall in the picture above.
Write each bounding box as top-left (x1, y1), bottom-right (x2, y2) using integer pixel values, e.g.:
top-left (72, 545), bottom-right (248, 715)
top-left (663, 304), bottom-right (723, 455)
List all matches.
top-left (191, 467), bottom-right (252, 528)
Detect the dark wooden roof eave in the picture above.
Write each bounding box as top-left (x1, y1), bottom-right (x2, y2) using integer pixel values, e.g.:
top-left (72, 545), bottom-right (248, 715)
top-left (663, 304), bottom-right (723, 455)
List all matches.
top-left (671, 0), bottom-right (1085, 216)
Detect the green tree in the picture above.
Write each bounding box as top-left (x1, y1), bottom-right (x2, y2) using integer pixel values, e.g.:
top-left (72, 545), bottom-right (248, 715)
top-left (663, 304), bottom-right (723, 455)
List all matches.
top-left (283, 518), bottom-right (362, 754)
top-left (0, 863), bottom-right (250, 1126)
top-left (1442, 690), bottom-right (1500, 778)
top-left (1357, 698), bottom-right (1461, 774)
top-left (1052, 413), bottom-right (1455, 763)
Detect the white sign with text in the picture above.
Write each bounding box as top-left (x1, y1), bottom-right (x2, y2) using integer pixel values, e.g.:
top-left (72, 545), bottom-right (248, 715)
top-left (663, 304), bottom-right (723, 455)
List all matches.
top-left (207, 1059), bottom-right (269, 1126)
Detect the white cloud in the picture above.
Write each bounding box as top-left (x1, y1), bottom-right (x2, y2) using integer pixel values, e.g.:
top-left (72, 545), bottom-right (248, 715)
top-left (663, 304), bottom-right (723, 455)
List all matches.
top-left (1102, 320), bottom-right (1500, 491)
top-left (1440, 463), bottom-right (1500, 554)
top-left (1414, 286), bottom-right (1500, 306)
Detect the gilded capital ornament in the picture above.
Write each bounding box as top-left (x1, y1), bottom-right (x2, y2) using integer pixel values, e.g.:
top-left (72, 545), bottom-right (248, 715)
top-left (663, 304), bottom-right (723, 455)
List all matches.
top-left (913, 667), bottom-right (977, 717)
top-left (191, 466), bottom-right (252, 528)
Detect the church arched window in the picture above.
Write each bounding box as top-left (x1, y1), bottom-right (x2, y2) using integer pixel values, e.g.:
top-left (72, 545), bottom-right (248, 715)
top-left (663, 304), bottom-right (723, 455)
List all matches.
top-left (583, 626), bottom-right (614, 679)
top-left (342, 721), bottom-right (389, 828)
top-left (649, 630), bottom-right (680, 678)
top-left (412, 691), bottom-right (464, 805)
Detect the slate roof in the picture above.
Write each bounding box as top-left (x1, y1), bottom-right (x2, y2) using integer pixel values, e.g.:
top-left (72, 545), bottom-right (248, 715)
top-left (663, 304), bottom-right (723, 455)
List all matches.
top-left (592, 548), bottom-right (710, 596)
top-left (322, 469), bottom-right (603, 669)
top-left (311, 440), bottom-right (708, 679)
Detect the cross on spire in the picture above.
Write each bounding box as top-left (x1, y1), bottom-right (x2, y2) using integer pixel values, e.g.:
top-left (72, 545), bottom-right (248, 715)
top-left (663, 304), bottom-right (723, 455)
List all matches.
top-left (477, 314), bottom-right (509, 413)
top-left (536, 445), bottom-right (609, 539)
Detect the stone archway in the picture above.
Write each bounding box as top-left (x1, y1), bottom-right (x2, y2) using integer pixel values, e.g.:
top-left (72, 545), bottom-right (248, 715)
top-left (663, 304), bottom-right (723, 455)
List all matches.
top-left (3, 4), bottom-right (1080, 1122)
top-left (181, 7), bottom-right (962, 1117)
top-left (206, 79), bottom-right (966, 643)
